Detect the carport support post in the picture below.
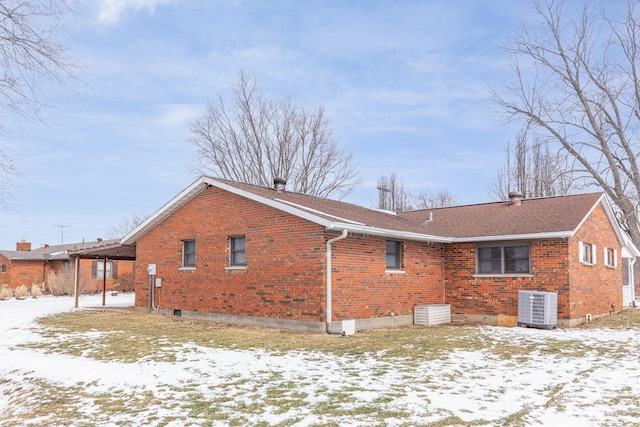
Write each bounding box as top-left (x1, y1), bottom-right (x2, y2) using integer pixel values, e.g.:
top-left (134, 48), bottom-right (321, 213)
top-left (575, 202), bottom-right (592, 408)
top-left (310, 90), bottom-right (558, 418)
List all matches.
top-left (102, 257), bottom-right (107, 306)
top-left (74, 256), bottom-right (79, 309)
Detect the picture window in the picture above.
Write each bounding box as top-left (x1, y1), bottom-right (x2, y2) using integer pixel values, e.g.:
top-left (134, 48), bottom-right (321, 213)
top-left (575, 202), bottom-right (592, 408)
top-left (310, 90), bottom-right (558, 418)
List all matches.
top-left (477, 245), bottom-right (530, 274)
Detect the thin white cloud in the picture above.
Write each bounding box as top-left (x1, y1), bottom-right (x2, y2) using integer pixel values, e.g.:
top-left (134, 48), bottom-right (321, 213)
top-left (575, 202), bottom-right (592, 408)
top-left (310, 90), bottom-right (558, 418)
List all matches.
top-left (97, 0), bottom-right (173, 25)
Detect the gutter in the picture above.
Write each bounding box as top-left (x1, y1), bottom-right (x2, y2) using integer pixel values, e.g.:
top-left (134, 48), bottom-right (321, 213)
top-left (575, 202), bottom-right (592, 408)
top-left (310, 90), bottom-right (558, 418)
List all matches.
top-left (326, 229), bottom-right (348, 335)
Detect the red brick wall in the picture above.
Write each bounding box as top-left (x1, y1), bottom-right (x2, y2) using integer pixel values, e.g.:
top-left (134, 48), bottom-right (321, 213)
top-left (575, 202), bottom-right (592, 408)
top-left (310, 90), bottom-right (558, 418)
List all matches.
top-left (4, 260), bottom-right (45, 288)
top-left (445, 239), bottom-right (570, 317)
top-left (134, 187), bottom-right (446, 322)
top-left (1, 257), bottom-right (134, 292)
top-left (0, 255), bottom-right (12, 286)
top-left (568, 203), bottom-right (622, 318)
top-left (445, 202), bottom-right (622, 322)
top-left (331, 237), bottom-right (445, 319)
top-left (135, 187), bottom-right (327, 321)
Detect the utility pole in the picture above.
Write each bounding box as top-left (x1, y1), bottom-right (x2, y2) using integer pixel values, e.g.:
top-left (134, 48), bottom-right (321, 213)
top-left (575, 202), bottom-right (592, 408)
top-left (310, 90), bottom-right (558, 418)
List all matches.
top-left (54, 224), bottom-right (70, 245)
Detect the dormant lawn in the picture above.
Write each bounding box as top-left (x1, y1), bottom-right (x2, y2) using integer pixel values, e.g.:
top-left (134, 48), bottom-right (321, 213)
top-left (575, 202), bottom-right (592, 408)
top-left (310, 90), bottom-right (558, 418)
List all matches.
top-left (1, 293), bottom-right (639, 426)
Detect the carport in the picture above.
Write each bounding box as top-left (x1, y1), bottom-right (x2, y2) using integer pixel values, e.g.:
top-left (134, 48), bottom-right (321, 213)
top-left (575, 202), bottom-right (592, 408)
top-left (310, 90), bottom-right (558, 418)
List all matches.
top-left (69, 241), bottom-right (136, 308)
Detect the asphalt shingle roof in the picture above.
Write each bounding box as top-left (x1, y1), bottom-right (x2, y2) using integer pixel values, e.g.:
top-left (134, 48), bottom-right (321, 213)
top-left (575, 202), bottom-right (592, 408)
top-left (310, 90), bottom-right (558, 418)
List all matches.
top-left (121, 176), bottom-right (610, 245)
top-left (399, 192), bottom-right (604, 239)
top-left (0, 239), bottom-right (120, 261)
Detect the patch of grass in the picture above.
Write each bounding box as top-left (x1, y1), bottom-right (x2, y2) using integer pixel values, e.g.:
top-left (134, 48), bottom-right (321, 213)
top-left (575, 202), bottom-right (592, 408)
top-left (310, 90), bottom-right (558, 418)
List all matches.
top-left (26, 310), bottom-right (490, 364)
top-left (11, 306), bottom-right (640, 426)
top-left (577, 307), bottom-right (640, 329)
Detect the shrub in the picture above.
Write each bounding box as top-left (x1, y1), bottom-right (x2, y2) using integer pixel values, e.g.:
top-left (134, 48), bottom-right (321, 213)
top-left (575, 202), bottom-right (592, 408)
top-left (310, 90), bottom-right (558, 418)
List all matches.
top-left (14, 284), bottom-right (29, 299)
top-left (0, 285), bottom-right (12, 300)
top-left (47, 263), bottom-right (89, 296)
top-left (31, 284), bottom-right (43, 299)
top-left (113, 273), bottom-right (135, 292)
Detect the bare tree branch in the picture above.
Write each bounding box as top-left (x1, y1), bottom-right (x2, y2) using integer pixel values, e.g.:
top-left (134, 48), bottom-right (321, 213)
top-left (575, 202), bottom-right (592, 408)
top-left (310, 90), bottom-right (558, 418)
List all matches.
top-left (189, 71), bottom-right (359, 199)
top-left (106, 213), bottom-right (148, 239)
top-left (375, 172), bottom-right (459, 211)
top-left (490, 126), bottom-right (576, 200)
top-left (0, 1), bottom-right (77, 211)
top-left (493, 0), bottom-right (640, 247)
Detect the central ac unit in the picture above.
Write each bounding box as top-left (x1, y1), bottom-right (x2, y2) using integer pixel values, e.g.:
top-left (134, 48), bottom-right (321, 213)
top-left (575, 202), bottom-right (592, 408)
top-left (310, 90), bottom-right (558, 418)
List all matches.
top-left (517, 290), bottom-right (558, 329)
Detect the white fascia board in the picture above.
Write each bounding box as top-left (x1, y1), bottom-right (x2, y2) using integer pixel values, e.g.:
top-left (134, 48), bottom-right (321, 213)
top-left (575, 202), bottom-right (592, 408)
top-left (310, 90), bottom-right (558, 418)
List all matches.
top-left (453, 231), bottom-right (573, 243)
top-left (206, 178), bottom-right (335, 228)
top-left (622, 232), bottom-right (640, 257)
top-left (121, 176), bottom-right (209, 245)
top-left (572, 195), bottom-right (628, 249)
top-left (327, 223), bottom-right (454, 243)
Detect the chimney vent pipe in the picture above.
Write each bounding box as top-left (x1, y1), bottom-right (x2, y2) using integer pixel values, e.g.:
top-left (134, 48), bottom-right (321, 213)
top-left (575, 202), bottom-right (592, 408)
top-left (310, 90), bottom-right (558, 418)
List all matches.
top-left (274, 177), bottom-right (287, 193)
top-left (508, 191), bottom-right (523, 206)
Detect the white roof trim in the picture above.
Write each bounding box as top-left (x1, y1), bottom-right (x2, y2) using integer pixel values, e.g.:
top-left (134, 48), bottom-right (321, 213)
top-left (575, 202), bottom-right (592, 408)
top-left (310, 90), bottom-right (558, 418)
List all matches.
top-left (121, 177), bottom-right (210, 245)
top-left (622, 232), bottom-right (640, 257)
top-left (453, 231), bottom-right (573, 243)
top-left (121, 177), bottom-right (452, 245)
top-left (574, 195), bottom-right (628, 249)
top-left (328, 223), bottom-right (453, 243)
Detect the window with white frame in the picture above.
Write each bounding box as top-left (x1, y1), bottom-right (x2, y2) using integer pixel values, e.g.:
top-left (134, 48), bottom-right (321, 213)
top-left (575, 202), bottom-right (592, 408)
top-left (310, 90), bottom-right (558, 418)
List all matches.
top-left (477, 244), bottom-right (530, 274)
top-left (605, 247), bottom-right (617, 268)
top-left (182, 240), bottom-right (196, 268)
top-left (230, 236), bottom-right (246, 266)
top-left (0, 264), bottom-right (5, 273)
top-left (579, 241), bottom-right (596, 265)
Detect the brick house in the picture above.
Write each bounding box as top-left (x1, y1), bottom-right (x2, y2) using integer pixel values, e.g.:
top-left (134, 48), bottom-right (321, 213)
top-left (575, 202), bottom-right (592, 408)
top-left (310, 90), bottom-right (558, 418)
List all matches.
top-left (121, 176), bottom-right (639, 332)
top-left (0, 239), bottom-right (135, 293)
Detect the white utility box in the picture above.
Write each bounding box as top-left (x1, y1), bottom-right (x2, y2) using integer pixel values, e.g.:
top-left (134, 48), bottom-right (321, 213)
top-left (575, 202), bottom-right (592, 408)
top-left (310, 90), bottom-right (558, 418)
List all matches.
top-left (414, 304), bottom-right (451, 326)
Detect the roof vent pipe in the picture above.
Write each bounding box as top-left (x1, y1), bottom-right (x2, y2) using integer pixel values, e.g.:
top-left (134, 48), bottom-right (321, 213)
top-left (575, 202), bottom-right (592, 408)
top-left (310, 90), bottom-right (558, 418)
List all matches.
top-left (508, 191), bottom-right (523, 207)
top-left (274, 177), bottom-right (287, 193)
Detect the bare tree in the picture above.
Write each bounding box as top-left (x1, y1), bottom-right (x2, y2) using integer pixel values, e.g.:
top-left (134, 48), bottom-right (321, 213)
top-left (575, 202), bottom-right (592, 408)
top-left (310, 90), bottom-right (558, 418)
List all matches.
top-left (412, 189), bottom-right (459, 210)
top-left (189, 71), bottom-right (359, 199)
top-left (376, 173), bottom-right (458, 211)
top-left (0, 0), bottom-right (76, 117)
top-left (493, 0), bottom-right (640, 247)
top-left (490, 127), bottom-right (575, 201)
top-left (107, 213), bottom-right (147, 239)
top-left (0, 1), bottom-right (77, 210)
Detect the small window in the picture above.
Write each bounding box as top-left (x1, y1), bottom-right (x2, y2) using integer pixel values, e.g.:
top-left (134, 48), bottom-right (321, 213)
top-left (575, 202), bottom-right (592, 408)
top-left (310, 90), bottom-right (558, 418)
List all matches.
top-left (92, 260), bottom-right (118, 280)
top-left (477, 244), bottom-right (530, 275)
top-left (579, 241), bottom-right (596, 265)
top-left (0, 264), bottom-right (6, 273)
top-left (230, 236), bottom-right (246, 266)
top-left (386, 241), bottom-right (401, 270)
top-left (478, 247), bottom-right (502, 274)
top-left (183, 240), bottom-right (196, 268)
top-left (605, 247), bottom-right (617, 268)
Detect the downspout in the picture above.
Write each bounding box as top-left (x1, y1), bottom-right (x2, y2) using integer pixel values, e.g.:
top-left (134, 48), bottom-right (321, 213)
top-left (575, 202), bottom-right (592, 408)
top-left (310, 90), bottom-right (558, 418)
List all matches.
top-left (326, 229), bottom-right (348, 335)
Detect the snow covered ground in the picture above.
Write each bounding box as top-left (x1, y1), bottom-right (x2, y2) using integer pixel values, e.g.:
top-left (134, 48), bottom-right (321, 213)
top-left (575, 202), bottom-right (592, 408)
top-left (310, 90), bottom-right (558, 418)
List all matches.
top-left (1, 294), bottom-right (640, 426)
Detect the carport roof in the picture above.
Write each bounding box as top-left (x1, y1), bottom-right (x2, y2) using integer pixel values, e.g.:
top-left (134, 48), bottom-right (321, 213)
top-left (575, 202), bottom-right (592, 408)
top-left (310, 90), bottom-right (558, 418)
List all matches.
top-left (68, 241), bottom-right (136, 260)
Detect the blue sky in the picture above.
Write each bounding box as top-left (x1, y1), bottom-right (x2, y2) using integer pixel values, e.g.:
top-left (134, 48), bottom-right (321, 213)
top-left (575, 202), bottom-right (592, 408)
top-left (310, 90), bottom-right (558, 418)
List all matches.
top-left (0, 0), bottom-right (537, 248)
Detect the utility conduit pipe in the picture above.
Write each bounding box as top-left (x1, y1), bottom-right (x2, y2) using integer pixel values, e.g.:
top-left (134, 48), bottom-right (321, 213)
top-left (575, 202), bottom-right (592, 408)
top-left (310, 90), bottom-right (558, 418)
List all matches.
top-left (326, 229), bottom-right (348, 335)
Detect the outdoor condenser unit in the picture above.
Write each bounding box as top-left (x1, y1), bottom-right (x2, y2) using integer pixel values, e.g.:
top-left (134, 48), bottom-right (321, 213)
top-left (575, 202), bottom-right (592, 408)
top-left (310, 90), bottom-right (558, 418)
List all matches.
top-left (517, 290), bottom-right (558, 329)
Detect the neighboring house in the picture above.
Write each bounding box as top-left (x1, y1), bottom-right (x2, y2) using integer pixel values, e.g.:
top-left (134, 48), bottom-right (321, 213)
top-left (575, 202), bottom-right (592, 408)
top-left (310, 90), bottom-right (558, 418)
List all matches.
top-left (0, 239), bottom-right (135, 293)
top-left (121, 176), bottom-right (639, 333)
